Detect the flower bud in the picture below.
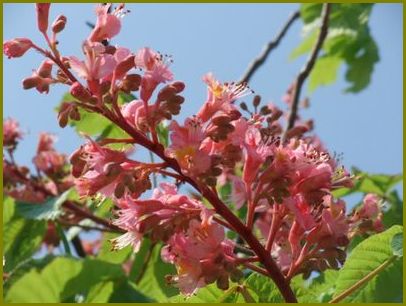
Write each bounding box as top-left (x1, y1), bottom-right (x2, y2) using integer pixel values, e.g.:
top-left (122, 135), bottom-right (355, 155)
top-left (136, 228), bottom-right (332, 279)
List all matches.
top-left (51, 15), bottom-right (67, 33)
top-left (36, 4), bottom-right (51, 33)
top-left (70, 82), bottom-right (91, 102)
top-left (37, 60), bottom-right (53, 78)
top-left (22, 76), bottom-right (40, 90)
top-left (121, 74), bottom-right (141, 92)
top-left (3, 38), bottom-right (33, 58)
top-left (171, 81), bottom-right (185, 93)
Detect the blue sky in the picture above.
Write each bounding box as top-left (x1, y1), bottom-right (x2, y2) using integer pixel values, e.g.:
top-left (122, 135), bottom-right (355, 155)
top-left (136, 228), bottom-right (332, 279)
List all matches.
top-left (3, 3), bottom-right (403, 194)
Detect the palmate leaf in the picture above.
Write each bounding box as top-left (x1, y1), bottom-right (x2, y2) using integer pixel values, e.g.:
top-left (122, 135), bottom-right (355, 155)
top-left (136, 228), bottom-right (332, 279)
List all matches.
top-left (292, 3), bottom-right (379, 93)
top-left (5, 257), bottom-right (150, 303)
top-left (333, 225), bottom-right (403, 302)
top-left (3, 214), bottom-right (46, 273)
top-left (131, 241), bottom-right (179, 302)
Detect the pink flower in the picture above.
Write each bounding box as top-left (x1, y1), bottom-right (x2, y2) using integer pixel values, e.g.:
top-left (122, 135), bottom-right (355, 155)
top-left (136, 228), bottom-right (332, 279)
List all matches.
top-left (242, 127), bottom-right (272, 185)
top-left (69, 42), bottom-right (116, 83)
top-left (3, 118), bottom-right (23, 150)
top-left (161, 218), bottom-right (236, 295)
top-left (3, 38), bottom-right (33, 58)
top-left (35, 4), bottom-right (51, 33)
top-left (70, 138), bottom-right (149, 199)
top-left (350, 193), bottom-right (384, 235)
top-left (112, 183), bottom-right (207, 251)
top-left (166, 118), bottom-right (211, 176)
top-left (33, 133), bottom-right (66, 175)
top-left (88, 4), bottom-right (122, 43)
top-left (134, 47), bottom-right (173, 101)
top-left (197, 73), bottom-right (248, 123)
top-left (121, 99), bottom-right (151, 132)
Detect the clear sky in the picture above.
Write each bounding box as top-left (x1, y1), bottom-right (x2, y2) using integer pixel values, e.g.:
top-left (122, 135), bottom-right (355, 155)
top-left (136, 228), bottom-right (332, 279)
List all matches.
top-left (3, 3), bottom-right (403, 200)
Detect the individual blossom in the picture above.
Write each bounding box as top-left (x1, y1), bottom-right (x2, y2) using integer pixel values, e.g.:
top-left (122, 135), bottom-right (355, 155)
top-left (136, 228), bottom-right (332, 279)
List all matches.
top-left (36, 3), bottom-right (51, 33)
top-left (197, 73), bottom-right (249, 123)
top-left (350, 193), bottom-right (384, 236)
top-left (134, 47), bottom-right (174, 102)
top-left (88, 4), bottom-right (124, 43)
top-left (68, 41), bottom-right (116, 93)
top-left (112, 183), bottom-right (206, 252)
top-left (70, 138), bottom-right (151, 199)
top-left (22, 59), bottom-right (55, 94)
top-left (3, 38), bottom-right (33, 58)
top-left (32, 133), bottom-right (67, 177)
top-left (162, 217), bottom-right (238, 296)
top-left (3, 118), bottom-right (23, 151)
top-left (166, 118), bottom-right (212, 177)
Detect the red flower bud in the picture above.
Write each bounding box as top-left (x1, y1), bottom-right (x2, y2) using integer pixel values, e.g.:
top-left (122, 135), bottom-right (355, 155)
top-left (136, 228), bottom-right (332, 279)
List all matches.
top-left (51, 15), bottom-right (67, 33)
top-left (70, 82), bottom-right (91, 102)
top-left (3, 38), bottom-right (33, 58)
top-left (36, 3), bottom-right (51, 33)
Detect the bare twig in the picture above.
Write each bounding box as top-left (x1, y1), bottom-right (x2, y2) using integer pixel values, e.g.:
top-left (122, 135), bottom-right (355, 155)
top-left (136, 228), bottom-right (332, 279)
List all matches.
top-left (238, 10), bottom-right (300, 84)
top-left (283, 3), bottom-right (331, 139)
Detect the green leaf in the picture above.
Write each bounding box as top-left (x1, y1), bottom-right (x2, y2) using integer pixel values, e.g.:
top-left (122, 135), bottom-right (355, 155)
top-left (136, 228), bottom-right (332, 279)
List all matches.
top-left (108, 279), bottom-right (153, 302)
top-left (85, 281), bottom-right (115, 303)
top-left (292, 270), bottom-right (339, 303)
top-left (308, 55), bottom-right (342, 92)
top-left (97, 232), bottom-right (132, 264)
top-left (5, 257), bottom-right (82, 302)
top-left (290, 30), bottom-right (318, 60)
top-left (333, 225), bottom-right (403, 302)
top-left (15, 188), bottom-right (72, 220)
top-left (244, 272), bottom-right (284, 303)
top-left (391, 233), bottom-right (403, 257)
top-left (344, 36), bottom-right (379, 93)
top-left (169, 283), bottom-right (243, 303)
top-left (5, 257), bottom-right (143, 303)
top-left (3, 255), bottom-right (55, 295)
top-left (295, 3), bottom-right (379, 93)
top-left (156, 122), bottom-right (169, 147)
top-left (3, 196), bottom-right (15, 224)
top-left (3, 218), bottom-right (46, 272)
top-left (135, 243), bottom-right (179, 302)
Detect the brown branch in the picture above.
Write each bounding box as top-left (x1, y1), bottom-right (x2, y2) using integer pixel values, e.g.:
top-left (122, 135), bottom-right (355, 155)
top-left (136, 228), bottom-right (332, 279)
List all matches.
top-left (283, 3), bottom-right (331, 139)
top-left (134, 242), bottom-right (157, 284)
top-left (238, 10), bottom-right (300, 84)
top-left (62, 201), bottom-right (124, 233)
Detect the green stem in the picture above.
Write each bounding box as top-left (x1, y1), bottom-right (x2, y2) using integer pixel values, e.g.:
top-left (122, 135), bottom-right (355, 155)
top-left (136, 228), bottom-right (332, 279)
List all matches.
top-left (329, 256), bottom-right (398, 303)
top-left (55, 222), bottom-right (71, 256)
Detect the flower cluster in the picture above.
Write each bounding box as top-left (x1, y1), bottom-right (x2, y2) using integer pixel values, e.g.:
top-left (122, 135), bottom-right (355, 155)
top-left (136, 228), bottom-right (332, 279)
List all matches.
top-left (3, 3), bottom-right (386, 298)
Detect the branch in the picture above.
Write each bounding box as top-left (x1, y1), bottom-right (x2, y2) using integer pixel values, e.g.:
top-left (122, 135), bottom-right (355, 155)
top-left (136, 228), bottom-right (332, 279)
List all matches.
top-left (283, 3), bottom-right (331, 139)
top-left (238, 10), bottom-right (300, 84)
top-left (62, 201), bottom-right (124, 233)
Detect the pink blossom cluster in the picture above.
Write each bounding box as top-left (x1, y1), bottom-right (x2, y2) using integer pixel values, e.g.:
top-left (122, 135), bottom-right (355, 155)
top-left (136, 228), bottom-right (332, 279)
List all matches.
top-left (3, 3), bottom-right (386, 297)
top-left (3, 120), bottom-right (72, 203)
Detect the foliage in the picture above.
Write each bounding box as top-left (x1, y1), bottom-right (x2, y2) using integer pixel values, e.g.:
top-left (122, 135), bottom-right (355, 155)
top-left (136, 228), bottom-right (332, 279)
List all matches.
top-left (292, 3), bottom-right (379, 93)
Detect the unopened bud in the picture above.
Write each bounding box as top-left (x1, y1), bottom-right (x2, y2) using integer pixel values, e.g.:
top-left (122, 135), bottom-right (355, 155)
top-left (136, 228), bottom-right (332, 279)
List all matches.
top-left (171, 81), bottom-right (185, 93)
top-left (240, 102), bottom-right (248, 111)
top-left (114, 55), bottom-right (135, 80)
top-left (70, 82), bottom-right (91, 102)
top-left (36, 4), bottom-right (51, 33)
top-left (114, 182), bottom-right (126, 198)
top-left (253, 95), bottom-right (261, 107)
top-left (216, 275), bottom-right (229, 290)
top-left (3, 38), bottom-right (33, 58)
top-left (121, 74), bottom-right (141, 92)
top-left (22, 76), bottom-right (40, 90)
top-left (37, 59), bottom-right (53, 78)
top-left (51, 15), bottom-right (67, 33)
top-left (157, 85), bottom-right (177, 101)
